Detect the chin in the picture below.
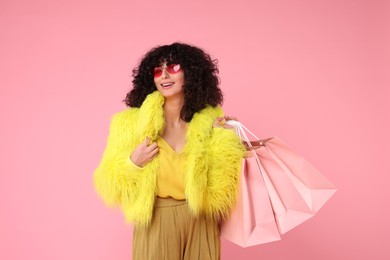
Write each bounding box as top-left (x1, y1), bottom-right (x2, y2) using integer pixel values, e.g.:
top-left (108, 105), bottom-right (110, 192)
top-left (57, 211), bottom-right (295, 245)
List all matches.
top-left (157, 89), bottom-right (184, 99)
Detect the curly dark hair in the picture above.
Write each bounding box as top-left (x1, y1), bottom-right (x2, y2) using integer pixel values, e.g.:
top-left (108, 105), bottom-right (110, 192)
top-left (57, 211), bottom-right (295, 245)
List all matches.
top-left (123, 42), bottom-right (223, 122)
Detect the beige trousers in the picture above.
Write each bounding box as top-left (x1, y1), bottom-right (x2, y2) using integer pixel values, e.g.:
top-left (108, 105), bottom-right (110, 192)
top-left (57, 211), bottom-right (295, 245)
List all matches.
top-left (132, 197), bottom-right (221, 260)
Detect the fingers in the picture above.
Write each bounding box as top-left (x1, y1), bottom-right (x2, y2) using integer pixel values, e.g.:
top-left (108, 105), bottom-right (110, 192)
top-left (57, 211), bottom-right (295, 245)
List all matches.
top-left (213, 115), bottom-right (239, 128)
top-left (215, 115), bottom-right (238, 127)
top-left (130, 137), bottom-right (160, 167)
top-left (143, 137), bottom-right (157, 149)
top-left (145, 140), bottom-right (158, 151)
top-left (146, 143), bottom-right (159, 163)
top-left (214, 117), bottom-right (225, 126)
top-left (150, 147), bottom-right (159, 158)
top-left (212, 115), bottom-right (239, 131)
top-left (142, 136), bottom-right (159, 157)
top-left (224, 115), bottom-right (238, 121)
top-left (142, 136), bottom-right (157, 151)
top-left (217, 117), bottom-right (225, 125)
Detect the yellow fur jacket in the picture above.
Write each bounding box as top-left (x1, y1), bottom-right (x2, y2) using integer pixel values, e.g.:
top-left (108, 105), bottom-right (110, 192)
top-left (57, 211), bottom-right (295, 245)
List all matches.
top-left (93, 91), bottom-right (246, 227)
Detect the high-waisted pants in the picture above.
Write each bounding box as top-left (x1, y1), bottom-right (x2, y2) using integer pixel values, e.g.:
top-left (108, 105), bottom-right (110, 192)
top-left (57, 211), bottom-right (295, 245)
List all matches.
top-left (132, 197), bottom-right (221, 260)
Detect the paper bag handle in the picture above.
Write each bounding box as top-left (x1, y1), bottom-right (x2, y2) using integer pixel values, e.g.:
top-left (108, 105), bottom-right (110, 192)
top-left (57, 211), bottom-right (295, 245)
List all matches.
top-left (225, 120), bottom-right (273, 148)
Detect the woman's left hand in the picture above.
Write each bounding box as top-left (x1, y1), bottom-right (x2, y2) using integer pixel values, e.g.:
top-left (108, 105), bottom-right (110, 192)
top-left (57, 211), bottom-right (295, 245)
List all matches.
top-left (213, 115), bottom-right (238, 130)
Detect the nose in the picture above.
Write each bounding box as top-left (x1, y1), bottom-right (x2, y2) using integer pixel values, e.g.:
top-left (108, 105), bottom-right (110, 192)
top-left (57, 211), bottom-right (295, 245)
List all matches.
top-left (161, 68), bottom-right (169, 78)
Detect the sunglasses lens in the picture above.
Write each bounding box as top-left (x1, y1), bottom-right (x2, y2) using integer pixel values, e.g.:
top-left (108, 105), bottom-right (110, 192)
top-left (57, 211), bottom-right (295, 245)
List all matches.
top-left (153, 68), bottom-right (163, 77)
top-left (167, 64), bottom-right (181, 73)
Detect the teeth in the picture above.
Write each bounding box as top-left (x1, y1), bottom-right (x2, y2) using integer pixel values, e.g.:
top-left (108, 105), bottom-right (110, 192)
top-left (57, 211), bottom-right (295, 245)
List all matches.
top-left (162, 83), bottom-right (173, 87)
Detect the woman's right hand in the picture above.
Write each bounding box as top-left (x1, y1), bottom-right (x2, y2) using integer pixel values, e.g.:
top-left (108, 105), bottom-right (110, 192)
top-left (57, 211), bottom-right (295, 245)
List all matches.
top-left (130, 137), bottom-right (159, 168)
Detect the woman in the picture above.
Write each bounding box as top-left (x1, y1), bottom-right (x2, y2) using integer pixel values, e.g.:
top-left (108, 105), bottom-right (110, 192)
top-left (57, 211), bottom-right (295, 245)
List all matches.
top-left (93, 42), bottom-right (245, 260)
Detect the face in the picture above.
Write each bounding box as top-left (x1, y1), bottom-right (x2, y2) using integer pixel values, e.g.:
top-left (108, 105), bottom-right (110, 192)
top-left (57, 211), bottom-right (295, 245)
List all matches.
top-left (153, 62), bottom-right (185, 99)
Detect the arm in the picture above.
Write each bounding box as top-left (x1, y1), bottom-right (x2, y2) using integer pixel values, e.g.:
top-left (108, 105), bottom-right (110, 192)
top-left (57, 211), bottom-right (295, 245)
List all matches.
top-left (205, 126), bottom-right (246, 220)
top-left (93, 112), bottom-right (142, 207)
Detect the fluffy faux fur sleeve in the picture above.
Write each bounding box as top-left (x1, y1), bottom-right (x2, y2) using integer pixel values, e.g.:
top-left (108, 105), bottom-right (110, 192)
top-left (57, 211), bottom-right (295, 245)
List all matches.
top-left (205, 127), bottom-right (246, 220)
top-left (93, 109), bottom-right (142, 208)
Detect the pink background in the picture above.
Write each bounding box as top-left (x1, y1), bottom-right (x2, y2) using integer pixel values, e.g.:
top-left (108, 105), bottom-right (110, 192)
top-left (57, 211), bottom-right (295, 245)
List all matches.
top-left (1, 0), bottom-right (389, 259)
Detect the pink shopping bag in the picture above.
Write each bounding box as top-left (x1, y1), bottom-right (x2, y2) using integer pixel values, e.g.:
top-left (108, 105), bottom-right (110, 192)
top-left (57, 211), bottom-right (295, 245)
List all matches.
top-left (221, 121), bottom-right (337, 245)
top-left (255, 136), bottom-right (337, 234)
top-left (220, 150), bottom-right (281, 247)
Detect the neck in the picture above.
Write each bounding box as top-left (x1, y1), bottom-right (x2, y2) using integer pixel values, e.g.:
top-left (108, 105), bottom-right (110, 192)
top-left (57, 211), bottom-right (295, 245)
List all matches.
top-left (163, 94), bottom-right (185, 126)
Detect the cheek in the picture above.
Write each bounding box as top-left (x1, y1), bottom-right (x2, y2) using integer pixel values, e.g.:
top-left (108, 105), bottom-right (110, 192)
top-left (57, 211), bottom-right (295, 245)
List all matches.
top-left (154, 78), bottom-right (159, 87)
top-left (177, 73), bottom-right (185, 85)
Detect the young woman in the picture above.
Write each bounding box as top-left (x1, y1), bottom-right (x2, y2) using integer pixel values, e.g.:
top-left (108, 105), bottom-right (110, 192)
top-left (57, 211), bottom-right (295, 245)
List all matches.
top-left (93, 42), bottom-right (245, 260)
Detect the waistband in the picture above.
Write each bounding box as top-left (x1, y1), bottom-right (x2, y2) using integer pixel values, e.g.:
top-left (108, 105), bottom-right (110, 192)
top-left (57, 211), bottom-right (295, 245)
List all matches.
top-left (154, 197), bottom-right (187, 208)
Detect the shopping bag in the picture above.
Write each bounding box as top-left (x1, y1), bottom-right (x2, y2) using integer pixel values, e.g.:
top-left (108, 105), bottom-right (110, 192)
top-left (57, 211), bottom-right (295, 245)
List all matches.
top-left (220, 150), bottom-right (281, 247)
top-left (255, 136), bottom-right (337, 234)
top-left (223, 120), bottom-right (337, 242)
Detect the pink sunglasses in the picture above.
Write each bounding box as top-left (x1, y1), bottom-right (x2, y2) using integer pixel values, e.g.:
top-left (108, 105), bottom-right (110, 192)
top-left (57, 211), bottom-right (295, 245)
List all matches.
top-left (153, 64), bottom-right (182, 78)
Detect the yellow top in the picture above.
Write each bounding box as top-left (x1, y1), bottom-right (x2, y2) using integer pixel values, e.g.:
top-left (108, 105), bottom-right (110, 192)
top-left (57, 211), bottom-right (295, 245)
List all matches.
top-left (128, 136), bottom-right (186, 200)
top-left (155, 136), bottom-right (186, 199)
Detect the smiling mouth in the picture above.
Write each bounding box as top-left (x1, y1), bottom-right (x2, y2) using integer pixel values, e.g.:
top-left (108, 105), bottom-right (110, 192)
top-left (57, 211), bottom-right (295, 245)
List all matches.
top-left (161, 82), bottom-right (174, 88)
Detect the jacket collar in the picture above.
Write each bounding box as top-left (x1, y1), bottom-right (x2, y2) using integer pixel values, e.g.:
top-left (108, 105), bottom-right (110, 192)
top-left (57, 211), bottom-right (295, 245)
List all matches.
top-left (135, 91), bottom-right (223, 149)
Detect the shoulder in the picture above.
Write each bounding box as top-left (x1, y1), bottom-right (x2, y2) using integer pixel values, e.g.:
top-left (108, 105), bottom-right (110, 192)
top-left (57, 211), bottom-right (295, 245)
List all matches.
top-left (188, 105), bottom-right (223, 138)
top-left (193, 105), bottom-right (224, 123)
top-left (111, 107), bottom-right (139, 120)
top-left (109, 107), bottom-right (140, 130)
